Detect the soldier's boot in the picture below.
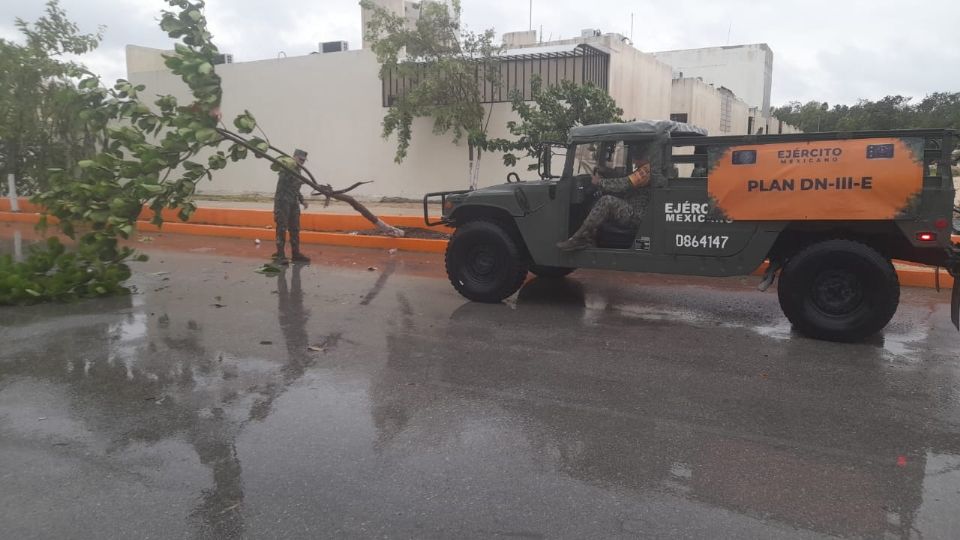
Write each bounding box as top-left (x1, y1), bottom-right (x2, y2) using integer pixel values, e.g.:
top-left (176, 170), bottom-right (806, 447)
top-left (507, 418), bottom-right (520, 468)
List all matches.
top-left (273, 229), bottom-right (288, 263)
top-left (556, 233), bottom-right (595, 252)
top-left (290, 229), bottom-right (310, 264)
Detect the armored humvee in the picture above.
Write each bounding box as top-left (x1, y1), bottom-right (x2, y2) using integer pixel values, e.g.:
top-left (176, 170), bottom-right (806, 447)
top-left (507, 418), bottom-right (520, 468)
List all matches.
top-left (425, 121), bottom-right (960, 342)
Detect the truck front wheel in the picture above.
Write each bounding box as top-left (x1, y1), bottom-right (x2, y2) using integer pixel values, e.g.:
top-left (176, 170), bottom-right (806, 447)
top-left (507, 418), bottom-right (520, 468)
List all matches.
top-left (445, 219), bottom-right (529, 303)
top-left (777, 239), bottom-right (900, 342)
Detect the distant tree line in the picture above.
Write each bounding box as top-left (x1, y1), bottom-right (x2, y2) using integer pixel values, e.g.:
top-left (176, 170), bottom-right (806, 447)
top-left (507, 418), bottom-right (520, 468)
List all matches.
top-left (772, 93), bottom-right (960, 133)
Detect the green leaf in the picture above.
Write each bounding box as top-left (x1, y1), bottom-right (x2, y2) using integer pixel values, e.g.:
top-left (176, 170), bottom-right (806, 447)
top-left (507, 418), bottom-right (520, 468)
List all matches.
top-left (255, 264), bottom-right (283, 275)
top-left (198, 62), bottom-right (213, 75)
top-left (195, 127), bottom-right (218, 143)
top-left (233, 112), bottom-right (257, 134)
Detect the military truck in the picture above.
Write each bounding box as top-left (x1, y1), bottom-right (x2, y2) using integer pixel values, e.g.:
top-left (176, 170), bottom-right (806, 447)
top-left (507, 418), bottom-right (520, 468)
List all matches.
top-left (425, 121), bottom-right (960, 342)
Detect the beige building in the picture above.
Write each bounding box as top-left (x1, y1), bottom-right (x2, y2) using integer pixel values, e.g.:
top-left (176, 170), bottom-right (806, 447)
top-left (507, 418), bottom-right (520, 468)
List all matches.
top-left (125, 37), bottom-right (676, 199)
top-left (124, 2), bottom-right (796, 199)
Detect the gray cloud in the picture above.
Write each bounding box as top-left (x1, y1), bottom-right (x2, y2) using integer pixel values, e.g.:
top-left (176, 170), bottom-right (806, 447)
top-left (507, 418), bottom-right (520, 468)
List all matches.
top-left (2, 0), bottom-right (958, 106)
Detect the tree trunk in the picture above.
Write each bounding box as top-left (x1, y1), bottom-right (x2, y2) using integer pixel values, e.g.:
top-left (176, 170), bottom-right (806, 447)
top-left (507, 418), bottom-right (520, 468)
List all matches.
top-left (467, 144), bottom-right (475, 190)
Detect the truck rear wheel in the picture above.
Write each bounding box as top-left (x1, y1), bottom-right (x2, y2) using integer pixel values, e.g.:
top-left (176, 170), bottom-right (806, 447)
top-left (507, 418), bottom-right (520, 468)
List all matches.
top-left (777, 239), bottom-right (900, 342)
top-left (529, 265), bottom-right (575, 279)
top-left (445, 219), bottom-right (528, 303)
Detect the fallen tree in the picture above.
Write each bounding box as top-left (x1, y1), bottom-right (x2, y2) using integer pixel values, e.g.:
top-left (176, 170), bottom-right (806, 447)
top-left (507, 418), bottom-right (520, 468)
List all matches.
top-left (1, 0), bottom-right (401, 305)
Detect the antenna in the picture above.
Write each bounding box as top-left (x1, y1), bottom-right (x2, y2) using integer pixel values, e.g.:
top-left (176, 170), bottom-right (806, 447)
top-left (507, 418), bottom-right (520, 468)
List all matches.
top-left (726, 22), bottom-right (732, 45)
top-left (529, 0), bottom-right (533, 31)
top-left (630, 13), bottom-right (634, 42)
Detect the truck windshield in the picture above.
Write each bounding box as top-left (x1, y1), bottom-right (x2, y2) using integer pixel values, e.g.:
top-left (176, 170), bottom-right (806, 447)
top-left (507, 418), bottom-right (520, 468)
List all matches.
top-left (573, 141), bottom-right (628, 176)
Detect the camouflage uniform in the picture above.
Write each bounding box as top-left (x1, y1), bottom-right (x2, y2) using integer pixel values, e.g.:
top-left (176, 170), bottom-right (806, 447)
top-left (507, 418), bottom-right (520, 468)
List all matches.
top-left (274, 168), bottom-right (305, 259)
top-left (571, 162), bottom-right (652, 242)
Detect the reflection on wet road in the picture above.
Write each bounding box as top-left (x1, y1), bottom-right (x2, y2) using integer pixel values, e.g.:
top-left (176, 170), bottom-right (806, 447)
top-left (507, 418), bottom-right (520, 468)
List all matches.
top-left (1, 229), bottom-right (960, 539)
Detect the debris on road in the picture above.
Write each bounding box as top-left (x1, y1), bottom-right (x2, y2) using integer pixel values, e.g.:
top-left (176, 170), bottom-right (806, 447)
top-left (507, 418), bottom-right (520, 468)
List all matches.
top-left (255, 264), bottom-right (283, 275)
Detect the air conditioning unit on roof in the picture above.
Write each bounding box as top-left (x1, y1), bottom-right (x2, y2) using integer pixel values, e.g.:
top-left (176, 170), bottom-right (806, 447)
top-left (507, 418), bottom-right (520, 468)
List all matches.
top-left (320, 41), bottom-right (349, 54)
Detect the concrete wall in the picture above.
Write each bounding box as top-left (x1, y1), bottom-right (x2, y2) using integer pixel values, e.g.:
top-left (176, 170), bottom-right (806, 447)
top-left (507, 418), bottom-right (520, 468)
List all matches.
top-left (607, 41), bottom-right (672, 121)
top-left (129, 47), bottom-right (530, 199)
top-left (670, 78), bottom-right (722, 135)
top-left (654, 44), bottom-right (773, 116)
top-left (670, 78), bottom-right (751, 136)
top-left (725, 91), bottom-right (750, 135)
top-left (126, 45), bottom-right (174, 76)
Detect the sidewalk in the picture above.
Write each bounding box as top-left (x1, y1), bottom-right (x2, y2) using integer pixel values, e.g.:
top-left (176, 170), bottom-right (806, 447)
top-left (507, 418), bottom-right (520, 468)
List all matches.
top-left (195, 198), bottom-right (427, 216)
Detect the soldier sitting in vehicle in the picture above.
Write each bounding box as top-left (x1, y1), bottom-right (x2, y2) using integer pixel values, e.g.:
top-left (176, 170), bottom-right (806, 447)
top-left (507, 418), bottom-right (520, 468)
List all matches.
top-left (557, 147), bottom-right (652, 251)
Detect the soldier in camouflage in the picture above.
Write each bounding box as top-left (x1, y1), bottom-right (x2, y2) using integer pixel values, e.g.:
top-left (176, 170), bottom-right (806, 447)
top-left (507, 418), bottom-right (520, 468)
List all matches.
top-left (556, 152), bottom-right (652, 252)
top-left (273, 149), bottom-right (311, 264)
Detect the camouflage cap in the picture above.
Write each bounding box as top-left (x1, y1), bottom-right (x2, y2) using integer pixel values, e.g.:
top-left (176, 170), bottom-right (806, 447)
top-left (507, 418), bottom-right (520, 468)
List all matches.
top-left (293, 149), bottom-right (308, 159)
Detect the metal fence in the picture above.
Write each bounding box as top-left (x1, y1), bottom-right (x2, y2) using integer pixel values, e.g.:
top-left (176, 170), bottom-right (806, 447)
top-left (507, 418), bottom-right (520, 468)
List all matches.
top-left (381, 44), bottom-right (610, 107)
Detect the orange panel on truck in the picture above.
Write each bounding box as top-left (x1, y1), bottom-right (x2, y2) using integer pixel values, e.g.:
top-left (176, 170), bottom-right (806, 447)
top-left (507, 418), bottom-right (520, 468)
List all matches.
top-left (707, 137), bottom-right (924, 221)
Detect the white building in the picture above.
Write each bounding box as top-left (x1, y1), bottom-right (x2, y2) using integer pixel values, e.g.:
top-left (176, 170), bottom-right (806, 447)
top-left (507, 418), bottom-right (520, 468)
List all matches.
top-left (124, 2), bottom-right (796, 199)
top-left (654, 44), bottom-right (774, 117)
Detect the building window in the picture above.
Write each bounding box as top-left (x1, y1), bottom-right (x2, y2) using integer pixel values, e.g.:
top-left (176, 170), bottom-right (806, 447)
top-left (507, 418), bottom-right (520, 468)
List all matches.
top-left (670, 113), bottom-right (688, 123)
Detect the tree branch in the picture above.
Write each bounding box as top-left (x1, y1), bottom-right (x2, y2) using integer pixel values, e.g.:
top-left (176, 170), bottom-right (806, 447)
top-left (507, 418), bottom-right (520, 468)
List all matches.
top-left (215, 127), bottom-right (404, 237)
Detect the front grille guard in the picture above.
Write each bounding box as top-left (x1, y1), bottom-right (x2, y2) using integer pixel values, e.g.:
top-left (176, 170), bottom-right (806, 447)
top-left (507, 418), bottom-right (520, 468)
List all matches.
top-left (423, 190), bottom-right (471, 227)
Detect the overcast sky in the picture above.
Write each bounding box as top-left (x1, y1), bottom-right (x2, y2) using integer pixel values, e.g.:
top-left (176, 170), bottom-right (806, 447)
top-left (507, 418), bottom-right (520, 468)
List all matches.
top-left (2, 0), bottom-right (958, 106)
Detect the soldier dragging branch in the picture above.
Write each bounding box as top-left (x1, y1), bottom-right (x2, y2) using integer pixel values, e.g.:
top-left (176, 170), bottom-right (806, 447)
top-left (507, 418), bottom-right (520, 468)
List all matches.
top-left (273, 148), bottom-right (311, 264)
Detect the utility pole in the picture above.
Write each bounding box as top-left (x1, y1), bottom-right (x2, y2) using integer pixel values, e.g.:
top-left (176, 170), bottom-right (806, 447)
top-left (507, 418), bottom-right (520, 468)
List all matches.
top-left (7, 174), bottom-right (18, 212)
top-left (529, 0), bottom-right (533, 31)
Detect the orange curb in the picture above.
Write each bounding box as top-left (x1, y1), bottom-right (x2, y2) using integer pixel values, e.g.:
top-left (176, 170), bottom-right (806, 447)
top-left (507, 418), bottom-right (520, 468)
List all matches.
top-left (2, 209), bottom-right (958, 288)
top-left (0, 199), bottom-right (42, 214)
top-left (0, 212), bottom-right (47, 225)
top-left (136, 221), bottom-right (449, 254)
top-left (1, 198), bottom-right (451, 234)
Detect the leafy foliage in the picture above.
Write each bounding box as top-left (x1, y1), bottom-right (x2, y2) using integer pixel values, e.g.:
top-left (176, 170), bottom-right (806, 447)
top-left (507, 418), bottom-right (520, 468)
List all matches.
top-left (0, 0), bottom-right (104, 195)
top-left (362, 0), bottom-right (501, 188)
top-left (1, 0), bottom-right (395, 305)
top-left (487, 75), bottom-right (624, 169)
top-left (773, 93), bottom-right (960, 133)
top-left (0, 237), bottom-right (141, 305)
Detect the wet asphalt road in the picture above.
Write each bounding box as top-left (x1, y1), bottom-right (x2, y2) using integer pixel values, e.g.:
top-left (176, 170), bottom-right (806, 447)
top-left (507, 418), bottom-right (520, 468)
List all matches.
top-left (2, 227), bottom-right (960, 539)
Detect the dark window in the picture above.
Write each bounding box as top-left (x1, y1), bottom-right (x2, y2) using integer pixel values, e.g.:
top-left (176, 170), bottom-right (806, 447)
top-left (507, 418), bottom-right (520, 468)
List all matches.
top-left (866, 144), bottom-right (895, 159)
top-left (670, 113), bottom-right (689, 123)
top-left (732, 150), bottom-right (757, 165)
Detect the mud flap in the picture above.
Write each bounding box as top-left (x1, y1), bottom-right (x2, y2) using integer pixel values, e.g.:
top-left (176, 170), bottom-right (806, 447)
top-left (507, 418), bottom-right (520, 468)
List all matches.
top-left (952, 277), bottom-right (960, 331)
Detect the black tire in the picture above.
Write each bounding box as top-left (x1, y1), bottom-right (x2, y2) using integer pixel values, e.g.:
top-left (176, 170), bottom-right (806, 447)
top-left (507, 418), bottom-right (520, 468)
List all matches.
top-left (445, 218), bottom-right (529, 303)
top-left (529, 265), bottom-right (576, 279)
top-left (777, 239), bottom-right (900, 342)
